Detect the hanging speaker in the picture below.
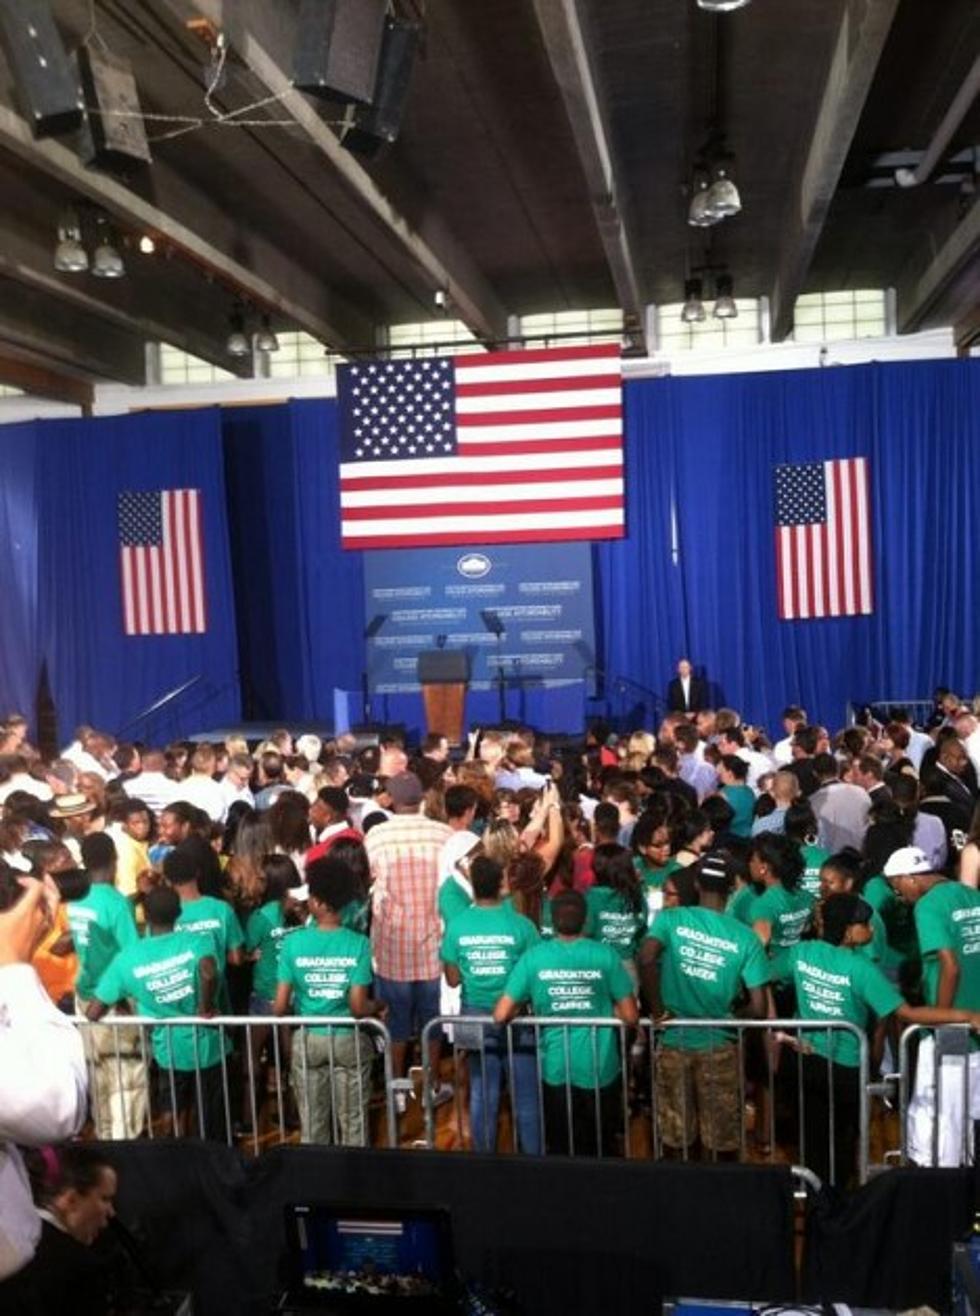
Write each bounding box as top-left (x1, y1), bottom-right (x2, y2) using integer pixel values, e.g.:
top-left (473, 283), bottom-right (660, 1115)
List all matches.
top-left (76, 46), bottom-right (151, 169)
top-left (0, 0), bottom-right (83, 137)
top-left (292, 0), bottom-right (388, 105)
top-left (342, 18), bottom-right (420, 158)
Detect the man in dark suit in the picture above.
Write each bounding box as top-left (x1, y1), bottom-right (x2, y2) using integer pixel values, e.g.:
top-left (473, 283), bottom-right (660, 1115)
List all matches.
top-left (666, 658), bottom-right (708, 714)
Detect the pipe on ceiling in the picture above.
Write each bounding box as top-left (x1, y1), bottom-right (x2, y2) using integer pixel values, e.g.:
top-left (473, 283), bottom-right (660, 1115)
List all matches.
top-left (895, 54), bottom-right (980, 188)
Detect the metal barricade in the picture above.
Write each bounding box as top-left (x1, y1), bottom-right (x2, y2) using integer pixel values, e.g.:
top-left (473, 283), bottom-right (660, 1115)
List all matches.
top-left (73, 1014), bottom-right (396, 1152)
top-left (419, 1014), bottom-right (871, 1183)
top-left (898, 1022), bottom-right (979, 1167)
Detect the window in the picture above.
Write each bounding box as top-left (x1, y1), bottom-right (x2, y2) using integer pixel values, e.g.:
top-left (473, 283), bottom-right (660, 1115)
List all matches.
top-left (266, 331), bottom-right (345, 383)
top-left (657, 298), bottom-right (763, 352)
top-left (0, 386), bottom-right (24, 397)
top-left (387, 319), bottom-right (484, 358)
top-left (791, 290), bottom-right (888, 343)
top-left (519, 308), bottom-right (624, 346)
top-left (159, 344), bottom-right (235, 385)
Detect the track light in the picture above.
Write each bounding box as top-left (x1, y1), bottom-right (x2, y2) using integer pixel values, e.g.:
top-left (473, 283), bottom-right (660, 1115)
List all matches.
top-left (54, 208), bottom-right (88, 273)
top-left (706, 163), bottom-right (742, 219)
top-left (226, 309), bottom-right (250, 357)
top-left (713, 274), bottom-right (738, 319)
top-left (681, 278), bottom-right (706, 323)
top-left (91, 216), bottom-right (125, 278)
top-left (138, 234), bottom-right (156, 254)
top-left (254, 314), bottom-right (279, 353)
top-left (433, 288), bottom-right (449, 312)
top-left (696, 0), bottom-right (753, 10)
top-left (688, 174), bottom-right (720, 228)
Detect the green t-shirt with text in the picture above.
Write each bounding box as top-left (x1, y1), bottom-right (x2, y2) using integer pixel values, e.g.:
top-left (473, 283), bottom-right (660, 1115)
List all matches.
top-left (915, 881), bottom-right (980, 1010)
top-left (750, 884), bottom-right (813, 982)
top-left (790, 940), bottom-right (902, 1067)
top-left (441, 903), bottom-right (539, 1010)
top-left (245, 900), bottom-right (291, 1002)
top-left (175, 895), bottom-right (244, 965)
top-left (94, 929), bottom-right (223, 1070)
top-left (67, 883), bottom-right (139, 999)
top-left (277, 925), bottom-right (372, 1034)
top-left (863, 874), bottom-right (918, 969)
top-left (651, 905), bottom-right (769, 1050)
top-left (584, 885), bottom-right (648, 960)
top-left (502, 937), bottom-right (634, 1087)
top-left (799, 843), bottom-right (830, 901)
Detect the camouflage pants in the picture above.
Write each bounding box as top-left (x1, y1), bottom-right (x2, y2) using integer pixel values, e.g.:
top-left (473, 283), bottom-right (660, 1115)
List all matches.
top-left (655, 1043), bottom-right (741, 1152)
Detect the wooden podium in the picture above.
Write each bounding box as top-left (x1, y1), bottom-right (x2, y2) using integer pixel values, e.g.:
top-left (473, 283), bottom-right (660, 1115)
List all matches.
top-left (418, 650), bottom-right (470, 745)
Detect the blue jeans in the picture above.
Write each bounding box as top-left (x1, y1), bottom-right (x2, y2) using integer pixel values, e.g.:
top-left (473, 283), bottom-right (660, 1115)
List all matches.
top-left (462, 1017), bottom-right (541, 1155)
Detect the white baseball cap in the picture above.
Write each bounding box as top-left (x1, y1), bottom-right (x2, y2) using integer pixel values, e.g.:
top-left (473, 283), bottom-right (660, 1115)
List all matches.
top-left (882, 846), bottom-right (934, 878)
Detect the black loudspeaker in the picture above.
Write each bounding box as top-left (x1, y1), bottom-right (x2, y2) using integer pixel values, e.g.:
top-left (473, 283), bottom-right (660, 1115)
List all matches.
top-left (0, 0), bottom-right (83, 137)
top-left (76, 46), bottom-right (151, 169)
top-left (342, 18), bottom-right (420, 157)
top-left (293, 0), bottom-right (388, 105)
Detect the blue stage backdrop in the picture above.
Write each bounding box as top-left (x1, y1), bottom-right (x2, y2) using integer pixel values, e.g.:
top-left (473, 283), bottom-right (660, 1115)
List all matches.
top-left (363, 543), bottom-right (595, 694)
top-left (0, 422), bottom-right (41, 722)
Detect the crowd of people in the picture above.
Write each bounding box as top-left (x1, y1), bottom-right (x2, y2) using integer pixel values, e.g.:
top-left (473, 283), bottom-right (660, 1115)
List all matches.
top-left (2, 691), bottom-right (980, 1188)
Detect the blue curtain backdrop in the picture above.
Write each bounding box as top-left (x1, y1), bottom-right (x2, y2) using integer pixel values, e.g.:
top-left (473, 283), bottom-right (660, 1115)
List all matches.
top-left (222, 399), bottom-right (364, 723)
top-left (601, 358), bottom-right (980, 732)
top-left (37, 408), bottom-right (240, 744)
top-left (0, 422), bottom-right (41, 721)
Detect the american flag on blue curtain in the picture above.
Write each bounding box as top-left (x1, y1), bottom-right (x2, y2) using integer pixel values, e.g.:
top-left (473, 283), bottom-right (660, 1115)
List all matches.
top-left (117, 489), bottom-right (207, 635)
top-left (773, 458), bottom-right (873, 620)
top-left (336, 343), bottom-right (625, 549)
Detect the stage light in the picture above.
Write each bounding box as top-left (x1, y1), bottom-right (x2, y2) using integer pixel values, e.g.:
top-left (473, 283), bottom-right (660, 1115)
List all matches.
top-left (138, 234), bottom-right (156, 254)
top-left (54, 209), bottom-right (88, 273)
top-left (688, 174), bottom-right (719, 227)
top-left (255, 315), bottom-right (279, 353)
top-left (91, 217), bottom-right (125, 278)
top-left (706, 164), bottom-right (742, 219)
top-left (713, 274), bottom-right (738, 319)
top-left (434, 288), bottom-right (448, 311)
top-left (227, 309), bottom-right (250, 357)
top-left (696, 0), bottom-right (753, 11)
top-left (681, 278), bottom-right (706, 323)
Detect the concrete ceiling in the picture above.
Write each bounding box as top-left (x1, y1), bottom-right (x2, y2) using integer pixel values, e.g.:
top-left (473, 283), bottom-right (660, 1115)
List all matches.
top-left (0, 0), bottom-right (975, 399)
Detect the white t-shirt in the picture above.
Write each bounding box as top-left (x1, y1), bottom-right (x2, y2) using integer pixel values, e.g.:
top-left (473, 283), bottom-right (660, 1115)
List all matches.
top-left (175, 773), bottom-right (227, 822)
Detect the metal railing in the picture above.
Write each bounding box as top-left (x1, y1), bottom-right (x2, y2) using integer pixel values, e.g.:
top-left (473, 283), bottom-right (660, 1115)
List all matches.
top-left (420, 1015), bottom-right (871, 1185)
top-left (897, 1023), bottom-right (980, 1167)
top-left (73, 1015), bottom-right (396, 1152)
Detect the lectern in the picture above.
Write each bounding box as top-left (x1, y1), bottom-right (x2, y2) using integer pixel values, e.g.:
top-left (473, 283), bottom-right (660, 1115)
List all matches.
top-left (417, 650), bottom-right (470, 745)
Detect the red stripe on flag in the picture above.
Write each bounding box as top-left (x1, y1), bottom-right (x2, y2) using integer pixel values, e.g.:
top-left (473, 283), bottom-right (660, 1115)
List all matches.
top-left (456, 405), bottom-right (621, 427)
top-left (455, 373), bottom-right (622, 398)
top-left (342, 523), bottom-right (626, 549)
top-left (341, 495), bottom-right (623, 522)
top-left (341, 463), bottom-right (623, 492)
top-left (458, 343), bottom-right (620, 367)
top-left (457, 436), bottom-right (622, 458)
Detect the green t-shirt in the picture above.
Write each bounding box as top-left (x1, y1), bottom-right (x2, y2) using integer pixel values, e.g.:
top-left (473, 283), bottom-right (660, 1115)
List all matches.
top-left (340, 897), bottom-right (369, 935)
top-left (245, 900), bottom-right (291, 1002)
top-left (855, 909), bottom-right (888, 966)
top-left (750, 884), bottom-right (813, 982)
top-left (790, 940), bottom-right (902, 1067)
top-left (863, 874), bottom-right (918, 969)
top-left (441, 903), bottom-right (539, 1010)
top-left (438, 877), bottom-right (473, 928)
top-left (634, 856), bottom-right (679, 890)
top-left (650, 906), bottom-right (770, 1050)
top-left (915, 881), bottom-right (980, 1011)
top-left (93, 930), bottom-right (223, 1070)
top-left (727, 883), bottom-right (756, 927)
top-left (175, 895), bottom-right (244, 965)
top-left (584, 885), bottom-right (648, 960)
top-left (502, 937), bottom-right (634, 1087)
top-left (722, 785), bottom-right (756, 839)
top-left (800, 843), bottom-right (830, 901)
top-left (276, 925), bottom-right (372, 1034)
top-left (67, 883), bottom-right (139, 999)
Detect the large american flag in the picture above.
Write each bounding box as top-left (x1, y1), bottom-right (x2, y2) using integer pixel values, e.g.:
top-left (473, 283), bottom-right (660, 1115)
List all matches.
top-left (117, 489), bottom-right (206, 635)
top-left (773, 458), bottom-right (873, 620)
top-left (337, 343), bottom-right (624, 549)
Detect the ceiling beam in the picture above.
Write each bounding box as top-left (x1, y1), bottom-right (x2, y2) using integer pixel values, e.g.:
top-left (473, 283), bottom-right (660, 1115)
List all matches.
top-left (0, 203), bottom-right (250, 378)
top-left (0, 351), bottom-right (94, 410)
top-left (158, 0), bottom-right (509, 344)
top-left (0, 101), bottom-right (373, 352)
top-left (769, 0), bottom-right (900, 340)
top-left (531, 0), bottom-right (645, 342)
top-left (0, 276), bottom-right (147, 383)
top-left (898, 198), bottom-right (980, 334)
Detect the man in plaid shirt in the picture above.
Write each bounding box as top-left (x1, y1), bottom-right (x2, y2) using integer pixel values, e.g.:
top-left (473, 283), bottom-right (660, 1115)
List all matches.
top-left (366, 772), bottom-right (453, 1102)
